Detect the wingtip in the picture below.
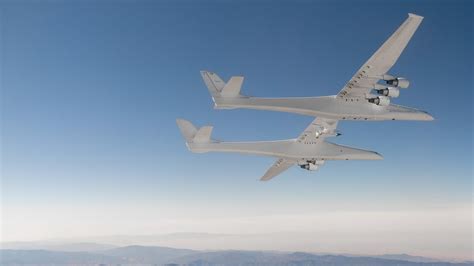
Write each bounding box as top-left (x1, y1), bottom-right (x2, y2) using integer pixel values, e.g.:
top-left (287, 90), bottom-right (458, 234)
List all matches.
top-left (408, 13), bottom-right (424, 20)
top-left (426, 113), bottom-right (435, 121)
top-left (200, 70), bottom-right (209, 78)
top-left (374, 152), bottom-right (384, 160)
top-left (176, 118), bottom-right (195, 129)
top-left (176, 118), bottom-right (187, 124)
top-left (421, 111), bottom-right (434, 121)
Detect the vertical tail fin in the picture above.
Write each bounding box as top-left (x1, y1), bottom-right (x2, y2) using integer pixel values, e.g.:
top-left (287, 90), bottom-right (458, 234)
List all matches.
top-left (200, 71), bottom-right (243, 98)
top-left (200, 71), bottom-right (226, 97)
top-left (176, 119), bottom-right (213, 144)
top-left (176, 119), bottom-right (197, 142)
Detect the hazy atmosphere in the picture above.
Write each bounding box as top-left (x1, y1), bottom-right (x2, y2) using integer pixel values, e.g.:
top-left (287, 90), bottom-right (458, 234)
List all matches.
top-left (1, 0), bottom-right (472, 263)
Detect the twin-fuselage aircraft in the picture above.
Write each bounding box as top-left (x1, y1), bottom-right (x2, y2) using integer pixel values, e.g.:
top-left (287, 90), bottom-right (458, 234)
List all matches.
top-left (177, 13), bottom-right (433, 181)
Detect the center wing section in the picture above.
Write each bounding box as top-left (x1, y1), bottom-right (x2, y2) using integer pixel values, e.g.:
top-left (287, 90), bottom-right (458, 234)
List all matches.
top-left (260, 117), bottom-right (339, 181)
top-left (296, 117), bottom-right (339, 143)
top-left (337, 13), bottom-right (423, 99)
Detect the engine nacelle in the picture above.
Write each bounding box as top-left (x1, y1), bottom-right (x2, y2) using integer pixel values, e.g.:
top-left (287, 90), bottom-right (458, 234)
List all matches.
top-left (386, 77), bottom-right (410, 88)
top-left (314, 127), bottom-right (340, 138)
top-left (299, 160), bottom-right (325, 171)
top-left (376, 87), bottom-right (400, 98)
top-left (368, 96), bottom-right (390, 106)
top-left (308, 163), bottom-right (319, 171)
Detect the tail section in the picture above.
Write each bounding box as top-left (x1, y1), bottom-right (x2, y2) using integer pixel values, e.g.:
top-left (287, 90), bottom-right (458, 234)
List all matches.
top-left (200, 71), bottom-right (243, 99)
top-left (200, 71), bottom-right (225, 97)
top-left (176, 119), bottom-right (213, 144)
top-left (193, 125), bottom-right (213, 143)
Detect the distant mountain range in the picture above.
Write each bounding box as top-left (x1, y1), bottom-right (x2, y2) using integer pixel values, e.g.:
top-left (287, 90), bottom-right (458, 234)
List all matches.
top-left (1, 244), bottom-right (472, 266)
top-left (1, 241), bottom-right (117, 252)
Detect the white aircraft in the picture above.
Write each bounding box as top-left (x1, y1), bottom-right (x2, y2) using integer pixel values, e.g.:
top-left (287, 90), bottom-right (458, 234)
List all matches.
top-left (178, 14), bottom-right (433, 180)
top-left (177, 118), bottom-right (382, 181)
top-left (200, 13), bottom-right (434, 121)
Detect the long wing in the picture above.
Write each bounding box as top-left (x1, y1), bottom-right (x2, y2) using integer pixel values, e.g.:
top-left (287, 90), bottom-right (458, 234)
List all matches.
top-left (296, 117), bottom-right (339, 143)
top-left (260, 158), bottom-right (295, 181)
top-left (337, 13), bottom-right (423, 99)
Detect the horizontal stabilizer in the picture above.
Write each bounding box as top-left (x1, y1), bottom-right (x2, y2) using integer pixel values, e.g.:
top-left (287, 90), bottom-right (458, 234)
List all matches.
top-left (221, 76), bottom-right (244, 97)
top-left (194, 126), bottom-right (213, 143)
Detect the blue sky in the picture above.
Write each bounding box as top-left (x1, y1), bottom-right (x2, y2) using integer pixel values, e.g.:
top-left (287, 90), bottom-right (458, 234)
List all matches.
top-left (1, 0), bottom-right (472, 259)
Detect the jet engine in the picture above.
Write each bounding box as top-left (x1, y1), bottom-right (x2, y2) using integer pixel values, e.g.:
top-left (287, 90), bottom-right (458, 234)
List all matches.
top-left (385, 77), bottom-right (410, 88)
top-left (299, 160), bottom-right (325, 171)
top-left (368, 96), bottom-right (390, 106)
top-left (300, 163), bottom-right (318, 171)
top-left (376, 87), bottom-right (400, 98)
top-left (314, 127), bottom-right (340, 138)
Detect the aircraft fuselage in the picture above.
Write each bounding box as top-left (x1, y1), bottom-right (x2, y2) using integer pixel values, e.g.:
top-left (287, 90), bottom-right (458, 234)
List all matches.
top-left (188, 139), bottom-right (382, 161)
top-left (214, 95), bottom-right (433, 121)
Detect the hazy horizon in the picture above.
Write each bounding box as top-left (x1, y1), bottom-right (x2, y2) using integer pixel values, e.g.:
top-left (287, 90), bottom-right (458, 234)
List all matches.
top-left (1, 228), bottom-right (472, 262)
top-left (2, 202), bottom-right (472, 261)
